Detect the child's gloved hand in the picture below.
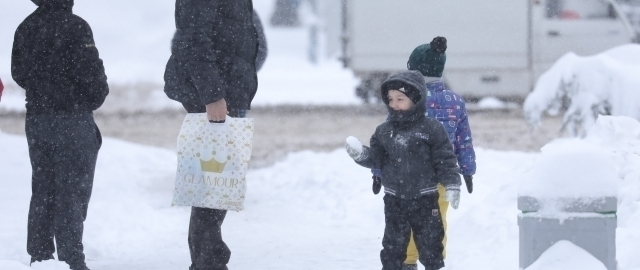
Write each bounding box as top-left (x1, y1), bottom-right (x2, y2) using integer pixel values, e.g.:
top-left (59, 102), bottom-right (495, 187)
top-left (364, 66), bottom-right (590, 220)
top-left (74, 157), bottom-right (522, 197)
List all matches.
top-left (372, 175), bottom-right (382, 194)
top-left (463, 175), bottom-right (473, 193)
top-left (345, 136), bottom-right (363, 160)
top-left (445, 188), bottom-right (460, 210)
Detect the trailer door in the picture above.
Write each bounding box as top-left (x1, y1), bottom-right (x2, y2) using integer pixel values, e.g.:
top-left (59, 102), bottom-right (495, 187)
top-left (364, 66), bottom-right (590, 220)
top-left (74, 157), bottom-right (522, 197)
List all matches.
top-left (532, 0), bottom-right (631, 77)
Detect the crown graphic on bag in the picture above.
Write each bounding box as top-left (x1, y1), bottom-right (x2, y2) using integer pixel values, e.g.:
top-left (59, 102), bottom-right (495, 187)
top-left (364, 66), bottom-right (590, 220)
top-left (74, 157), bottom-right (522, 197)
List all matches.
top-left (199, 157), bottom-right (227, 173)
top-left (197, 151), bottom-right (231, 173)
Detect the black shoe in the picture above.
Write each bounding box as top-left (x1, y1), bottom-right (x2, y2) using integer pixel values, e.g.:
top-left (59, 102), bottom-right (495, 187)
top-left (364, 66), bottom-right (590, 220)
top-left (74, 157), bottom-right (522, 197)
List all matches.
top-left (402, 264), bottom-right (418, 270)
top-left (30, 254), bottom-right (55, 265)
top-left (69, 263), bottom-right (90, 270)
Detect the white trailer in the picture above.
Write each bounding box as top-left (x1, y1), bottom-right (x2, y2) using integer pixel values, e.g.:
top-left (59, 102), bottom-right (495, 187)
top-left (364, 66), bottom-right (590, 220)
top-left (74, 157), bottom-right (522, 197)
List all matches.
top-left (340, 0), bottom-right (636, 101)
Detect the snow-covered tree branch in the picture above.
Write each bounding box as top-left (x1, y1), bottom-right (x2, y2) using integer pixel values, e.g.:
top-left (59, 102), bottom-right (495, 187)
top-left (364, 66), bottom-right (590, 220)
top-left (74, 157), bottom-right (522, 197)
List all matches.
top-left (524, 44), bottom-right (640, 137)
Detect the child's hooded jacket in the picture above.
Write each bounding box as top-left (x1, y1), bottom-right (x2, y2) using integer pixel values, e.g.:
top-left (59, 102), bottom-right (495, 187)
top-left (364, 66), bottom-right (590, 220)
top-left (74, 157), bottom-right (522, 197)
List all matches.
top-left (355, 71), bottom-right (461, 199)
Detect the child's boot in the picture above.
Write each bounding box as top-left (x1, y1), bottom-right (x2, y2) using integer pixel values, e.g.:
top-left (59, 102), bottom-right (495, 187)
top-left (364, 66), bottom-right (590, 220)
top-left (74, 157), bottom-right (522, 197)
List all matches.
top-left (402, 264), bottom-right (418, 270)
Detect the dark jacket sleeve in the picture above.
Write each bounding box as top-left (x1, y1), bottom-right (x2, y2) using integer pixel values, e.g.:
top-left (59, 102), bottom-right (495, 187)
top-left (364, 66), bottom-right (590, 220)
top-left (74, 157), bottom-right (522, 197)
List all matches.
top-left (454, 102), bottom-right (477, 176)
top-left (177, 0), bottom-right (224, 105)
top-left (429, 120), bottom-right (462, 189)
top-left (253, 9), bottom-right (268, 71)
top-left (67, 20), bottom-right (109, 111)
top-left (356, 128), bottom-right (386, 169)
top-left (11, 23), bottom-right (29, 90)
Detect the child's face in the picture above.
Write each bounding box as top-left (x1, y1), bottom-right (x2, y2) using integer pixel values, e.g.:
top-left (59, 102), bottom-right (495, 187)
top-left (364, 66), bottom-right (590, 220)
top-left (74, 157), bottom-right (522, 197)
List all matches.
top-left (387, 90), bottom-right (415, 111)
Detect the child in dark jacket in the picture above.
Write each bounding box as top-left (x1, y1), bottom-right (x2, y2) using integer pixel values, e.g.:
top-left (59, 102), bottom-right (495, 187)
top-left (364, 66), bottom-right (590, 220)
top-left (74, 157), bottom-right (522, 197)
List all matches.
top-left (346, 70), bottom-right (461, 270)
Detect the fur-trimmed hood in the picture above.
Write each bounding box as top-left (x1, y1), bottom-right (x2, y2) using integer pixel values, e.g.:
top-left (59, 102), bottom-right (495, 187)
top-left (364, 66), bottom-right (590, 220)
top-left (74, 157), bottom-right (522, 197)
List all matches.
top-left (380, 70), bottom-right (427, 124)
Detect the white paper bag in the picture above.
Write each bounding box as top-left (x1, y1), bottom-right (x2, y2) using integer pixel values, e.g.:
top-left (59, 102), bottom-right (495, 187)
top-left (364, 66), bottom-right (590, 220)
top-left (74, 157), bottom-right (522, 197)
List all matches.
top-left (172, 113), bottom-right (254, 211)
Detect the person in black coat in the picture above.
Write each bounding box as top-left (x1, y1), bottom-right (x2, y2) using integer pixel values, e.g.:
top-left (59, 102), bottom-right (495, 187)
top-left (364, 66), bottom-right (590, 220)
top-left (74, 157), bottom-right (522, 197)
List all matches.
top-left (163, 1), bottom-right (259, 270)
top-left (345, 71), bottom-right (461, 270)
top-left (11, 0), bottom-right (108, 269)
top-left (168, 9), bottom-right (267, 73)
top-left (164, 0), bottom-right (259, 120)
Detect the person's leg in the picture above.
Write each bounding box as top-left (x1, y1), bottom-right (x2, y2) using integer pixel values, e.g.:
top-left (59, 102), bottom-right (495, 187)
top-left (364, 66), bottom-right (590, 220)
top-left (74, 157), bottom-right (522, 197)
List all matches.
top-left (52, 115), bottom-right (101, 270)
top-left (437, 184), bottom-right (449, 259)
top-left (183, 104), bottom-right (242, 270)
top-left (25, 115), bottom-right (57, 263)
top-left (188, 207), bottom-right (230, 270)
top-left (409, 194), bottom-right (444, 270)
top-left (380, 195), bottom-right (411, 270)
top-left (404, 232), bottom-right (419, 265)
top-left (405, 185), bottom-right (448, 267)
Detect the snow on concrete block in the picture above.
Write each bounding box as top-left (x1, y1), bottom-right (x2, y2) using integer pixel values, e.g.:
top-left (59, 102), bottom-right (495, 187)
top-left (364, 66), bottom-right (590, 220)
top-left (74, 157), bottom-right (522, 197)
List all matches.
top-left (524, 240), bottom-right (608, 270)
top-left (518, 139), bottom-right (618, 205)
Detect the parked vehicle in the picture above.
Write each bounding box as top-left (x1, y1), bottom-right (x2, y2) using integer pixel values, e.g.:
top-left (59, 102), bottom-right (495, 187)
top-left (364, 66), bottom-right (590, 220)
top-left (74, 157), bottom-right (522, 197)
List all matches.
top-left (339, 0), bottom-right (635, 102)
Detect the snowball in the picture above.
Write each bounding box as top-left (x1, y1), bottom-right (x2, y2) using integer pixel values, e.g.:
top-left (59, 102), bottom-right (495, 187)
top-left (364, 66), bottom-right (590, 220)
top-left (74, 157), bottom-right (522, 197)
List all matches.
top-left (345, 136), bottom-right (362, 152)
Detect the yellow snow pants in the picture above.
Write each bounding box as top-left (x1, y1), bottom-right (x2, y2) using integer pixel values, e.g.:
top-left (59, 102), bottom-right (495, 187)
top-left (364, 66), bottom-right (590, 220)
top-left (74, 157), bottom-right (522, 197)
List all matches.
top-left (405, 184), bottom-right (449, 264)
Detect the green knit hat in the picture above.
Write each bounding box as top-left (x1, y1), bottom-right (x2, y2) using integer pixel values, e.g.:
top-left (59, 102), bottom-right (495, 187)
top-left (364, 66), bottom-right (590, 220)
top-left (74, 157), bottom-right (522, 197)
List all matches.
top-left (407, 36), bottom-right (447, 77)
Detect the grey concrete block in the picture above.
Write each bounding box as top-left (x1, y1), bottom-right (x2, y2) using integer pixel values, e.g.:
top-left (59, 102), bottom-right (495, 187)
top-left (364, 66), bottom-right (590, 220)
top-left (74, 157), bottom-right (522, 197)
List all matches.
top-left (519, 213), bottom-right (617, 270)
top-left (518, 196), bottom-right (617, 213)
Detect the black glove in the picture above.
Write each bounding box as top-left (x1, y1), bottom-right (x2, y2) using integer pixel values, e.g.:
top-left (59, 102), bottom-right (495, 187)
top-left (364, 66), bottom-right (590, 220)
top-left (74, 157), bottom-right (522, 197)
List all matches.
top-left (463, 175), bottom-right (473, 194)
top-left (372, 176), bottom-right (382, 195)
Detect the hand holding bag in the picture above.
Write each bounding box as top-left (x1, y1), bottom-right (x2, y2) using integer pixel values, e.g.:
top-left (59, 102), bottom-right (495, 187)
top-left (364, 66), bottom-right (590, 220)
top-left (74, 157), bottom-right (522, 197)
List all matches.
top-left (172, 113), bottom-right (254, 211)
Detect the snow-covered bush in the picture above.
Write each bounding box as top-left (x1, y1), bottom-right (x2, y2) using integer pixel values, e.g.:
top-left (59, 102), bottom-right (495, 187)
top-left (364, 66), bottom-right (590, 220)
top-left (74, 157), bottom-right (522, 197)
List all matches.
top-left (523, 44), bottom-right (640, 137)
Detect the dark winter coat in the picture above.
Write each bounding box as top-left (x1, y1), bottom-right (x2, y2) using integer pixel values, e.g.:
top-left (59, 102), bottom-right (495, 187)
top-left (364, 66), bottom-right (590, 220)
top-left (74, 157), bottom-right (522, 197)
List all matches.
top-left (11, 0), bottom-right (109, 114)
top-left (169, 9), bottom-right (267, 72)
top-left (253, 10), bottom-right (268, 71)
top-left (425, 79), bottom-right (476, 176)
top-left (164, 0), bottom-right (259, 111)
top-left (356, 71), bottom-right (461, 199)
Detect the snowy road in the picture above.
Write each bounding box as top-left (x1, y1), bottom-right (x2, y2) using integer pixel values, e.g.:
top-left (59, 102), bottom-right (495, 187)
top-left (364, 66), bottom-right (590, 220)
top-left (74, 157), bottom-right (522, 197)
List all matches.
top-left (0, 108), bottom-right (565, 170)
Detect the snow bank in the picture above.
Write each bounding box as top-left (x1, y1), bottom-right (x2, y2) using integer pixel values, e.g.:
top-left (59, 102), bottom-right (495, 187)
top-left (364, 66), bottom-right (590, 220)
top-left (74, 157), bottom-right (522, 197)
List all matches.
top-left (524, 240), bottom-right (607, 270)
top-left (523, 44), bottom-right (640, 137)
top-left (3, 115), bottom-right (640, 269)
top-left (0, 260), bottom-right (31, 270)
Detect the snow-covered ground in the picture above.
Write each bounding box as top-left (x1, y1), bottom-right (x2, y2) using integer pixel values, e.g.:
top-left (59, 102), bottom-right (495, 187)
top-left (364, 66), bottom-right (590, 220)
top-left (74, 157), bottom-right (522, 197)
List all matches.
top-left (0, 0), bottom-right (360, 114)
top-left (2, 115), bottom-right (640, 270)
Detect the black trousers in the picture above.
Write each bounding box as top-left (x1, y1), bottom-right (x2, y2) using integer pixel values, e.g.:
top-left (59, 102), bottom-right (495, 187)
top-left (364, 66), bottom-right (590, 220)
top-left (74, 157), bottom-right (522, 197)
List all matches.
top-left (183, 103), bottom-right (245, 270)
top-left (381, 193), bottom-right (445, 270)
top-left (25, 113), bottom-right (101, 269)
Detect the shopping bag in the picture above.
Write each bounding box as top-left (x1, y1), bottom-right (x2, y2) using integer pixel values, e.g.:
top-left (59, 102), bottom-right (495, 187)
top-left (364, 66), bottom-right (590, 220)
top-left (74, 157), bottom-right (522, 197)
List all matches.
top-left (172, 113), bottom-right (254, 211)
